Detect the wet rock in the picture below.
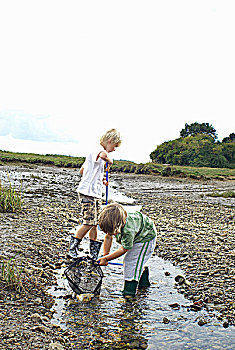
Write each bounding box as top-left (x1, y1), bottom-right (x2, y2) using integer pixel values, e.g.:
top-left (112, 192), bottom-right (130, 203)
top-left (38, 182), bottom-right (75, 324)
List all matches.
top-left (34, 297), bottom-right (42, 305)
top-left (175, 275), bottom-right (185, 284)
top-left (197, 316), bottom-right (208, 326)
top-left (31, 313), bottom-right (42, 322)
top-left (223, 320), bottom-right (229, 328)
top-left (33, 239), bottom-right (43, 247)
top-left (67, 299), bottom-right (77, 306)
top-left (190, 304), bottom-right (202, 311)
top-left (163, 317), bottom-right (170, 324)
top-left (32, 325), bottom-right (51, 333)
top-left (129, 340), bottom-right (140, 348)
top-left (169, 303), bottom-right (180, 310)
top-left (49, 341), bottom-right (65, 350)
top-left (76, 293), bottom-right (94, 302)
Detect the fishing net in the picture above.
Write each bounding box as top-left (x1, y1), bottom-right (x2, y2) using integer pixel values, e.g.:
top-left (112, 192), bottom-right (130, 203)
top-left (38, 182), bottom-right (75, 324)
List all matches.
top-left (64, 256), bottom-right (104, 296)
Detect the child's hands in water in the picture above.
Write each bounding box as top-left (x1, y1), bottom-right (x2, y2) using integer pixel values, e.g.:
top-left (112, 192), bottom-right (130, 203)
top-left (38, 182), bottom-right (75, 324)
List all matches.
top-left (97, 257), bottom-right (108, 266)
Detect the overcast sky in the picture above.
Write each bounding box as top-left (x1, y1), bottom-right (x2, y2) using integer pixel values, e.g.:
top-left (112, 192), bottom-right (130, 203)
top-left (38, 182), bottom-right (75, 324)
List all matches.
top-left (0, 0), bottom-right (234, 163)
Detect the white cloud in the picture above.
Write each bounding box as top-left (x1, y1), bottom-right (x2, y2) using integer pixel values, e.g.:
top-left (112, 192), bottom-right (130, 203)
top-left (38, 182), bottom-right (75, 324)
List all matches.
top-left (0, 111), bottom-right (78, 143)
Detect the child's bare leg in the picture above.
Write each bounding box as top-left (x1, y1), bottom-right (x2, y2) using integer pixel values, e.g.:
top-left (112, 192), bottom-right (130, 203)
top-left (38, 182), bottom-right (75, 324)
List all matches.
top-left (88, 225), bottom-right (98, 240)
top-left (75, 224), bottom-right (94, 239)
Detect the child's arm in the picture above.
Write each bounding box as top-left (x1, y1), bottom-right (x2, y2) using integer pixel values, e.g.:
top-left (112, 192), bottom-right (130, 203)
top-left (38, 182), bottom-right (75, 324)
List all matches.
top-left (98, 246), bottom-right (128, 266)
top-left (103, 234), bottom-right (113, 255)
top-left (99, 151), bottom-right (113, 168)
top-left (79, 166), bottom-right (84, 175)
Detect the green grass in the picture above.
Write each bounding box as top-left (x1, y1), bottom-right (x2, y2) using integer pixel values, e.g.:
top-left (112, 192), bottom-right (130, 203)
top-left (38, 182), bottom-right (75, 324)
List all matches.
top-left (1, 256), bottom-right (24, 290)
top-left (1, 149), bottom-right (235, 180)
top-left (0, 150), bottom-right (85, 168)
top-left (206, 191), bottom-right (235, 198)
top-left (0, 178), bottom-right (24, 213)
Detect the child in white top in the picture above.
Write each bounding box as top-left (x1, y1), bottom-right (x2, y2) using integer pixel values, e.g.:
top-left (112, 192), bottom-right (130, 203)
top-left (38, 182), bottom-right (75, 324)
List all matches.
top-left (68, 129), bottom-right (122, 259)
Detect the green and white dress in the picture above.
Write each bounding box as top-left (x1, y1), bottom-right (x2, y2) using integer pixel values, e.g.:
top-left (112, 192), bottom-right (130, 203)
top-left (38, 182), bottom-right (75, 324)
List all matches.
top-left (115, 211), bottom-right (157, 281)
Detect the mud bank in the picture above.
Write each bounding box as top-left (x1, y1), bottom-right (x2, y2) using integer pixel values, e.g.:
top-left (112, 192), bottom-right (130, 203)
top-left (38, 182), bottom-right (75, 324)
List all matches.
top-left (0, 165), bottom-right (234, 349)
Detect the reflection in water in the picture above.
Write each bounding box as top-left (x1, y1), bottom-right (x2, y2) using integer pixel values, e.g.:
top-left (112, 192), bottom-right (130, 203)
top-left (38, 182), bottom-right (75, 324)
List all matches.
top-left (63, 290), bottom-right (149, 349)
top-left (113, 296), bottom-right (149, 349)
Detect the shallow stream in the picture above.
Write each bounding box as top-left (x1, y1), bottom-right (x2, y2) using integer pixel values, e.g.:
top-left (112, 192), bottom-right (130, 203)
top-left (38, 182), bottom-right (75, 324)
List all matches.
top-left (49, 184), bottom-right (235, 350)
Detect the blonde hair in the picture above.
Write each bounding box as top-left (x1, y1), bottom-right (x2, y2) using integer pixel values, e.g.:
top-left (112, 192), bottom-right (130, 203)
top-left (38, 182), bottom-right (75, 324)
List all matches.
top-left (98, 202), bottom-right (127, 234)
top-left (100, 128), bottom-right (122, 147)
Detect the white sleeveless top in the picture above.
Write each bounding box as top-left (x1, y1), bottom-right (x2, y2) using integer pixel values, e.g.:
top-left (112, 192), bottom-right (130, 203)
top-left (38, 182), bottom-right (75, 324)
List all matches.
top-left (77, 149), bottom-right (108, 198)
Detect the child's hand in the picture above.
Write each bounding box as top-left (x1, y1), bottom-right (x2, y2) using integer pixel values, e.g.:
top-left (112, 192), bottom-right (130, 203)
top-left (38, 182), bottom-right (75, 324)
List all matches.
top-left (103, 179), bottom-right (109, 186)
top-left (106, 163), bottom-right (111, 172)
top-left (97, 257), bottom-right (108, 266)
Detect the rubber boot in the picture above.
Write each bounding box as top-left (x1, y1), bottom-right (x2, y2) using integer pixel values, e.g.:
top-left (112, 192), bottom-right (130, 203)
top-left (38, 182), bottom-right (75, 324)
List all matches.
top-left (138, 267), bottom-right (150, 288)
top-left (89, 240), bottom-right (102, 260)
top-left (67, 236), bottom-right (82, 259)
top-left (122, 280), bottom-right (138, 297)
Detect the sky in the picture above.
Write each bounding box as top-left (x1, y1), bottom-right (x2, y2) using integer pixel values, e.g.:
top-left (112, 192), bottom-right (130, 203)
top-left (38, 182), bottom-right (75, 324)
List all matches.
top-left (0, 0), bottom-right (235, 164)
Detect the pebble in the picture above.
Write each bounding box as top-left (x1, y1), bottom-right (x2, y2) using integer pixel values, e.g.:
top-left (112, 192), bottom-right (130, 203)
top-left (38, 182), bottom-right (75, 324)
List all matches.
top-left (163, 317), bottom-right (170, 324)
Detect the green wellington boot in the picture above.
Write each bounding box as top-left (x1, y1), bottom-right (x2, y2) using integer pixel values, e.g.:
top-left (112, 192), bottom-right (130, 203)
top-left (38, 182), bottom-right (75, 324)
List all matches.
top-left (138, 267), bottom-right (151, 288)
top-left (122, 280), bottom-right (138, 297)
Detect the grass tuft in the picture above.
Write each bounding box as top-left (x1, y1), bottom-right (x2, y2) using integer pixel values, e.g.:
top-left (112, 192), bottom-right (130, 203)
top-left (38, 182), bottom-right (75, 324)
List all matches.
top-left (1, 256), bottom-right (24, 290)
top-left (0, 178), bottom-right (24, 213)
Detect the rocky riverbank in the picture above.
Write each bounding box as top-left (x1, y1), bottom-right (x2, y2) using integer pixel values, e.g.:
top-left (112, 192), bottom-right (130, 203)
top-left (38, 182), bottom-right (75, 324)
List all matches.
top-left (0, 165), bottom-right (234, 349)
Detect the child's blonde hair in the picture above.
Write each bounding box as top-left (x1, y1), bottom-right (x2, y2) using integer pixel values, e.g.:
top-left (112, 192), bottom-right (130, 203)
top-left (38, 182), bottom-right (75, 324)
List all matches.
top-left (98, 202), bottom-right (127, 234)
top-left (100, 128), bottom-right (122, 147)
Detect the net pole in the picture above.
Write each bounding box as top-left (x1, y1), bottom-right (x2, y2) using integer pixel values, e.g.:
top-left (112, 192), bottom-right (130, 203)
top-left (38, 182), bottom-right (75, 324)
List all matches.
top-left (105, 162), bottom-right (108, 205)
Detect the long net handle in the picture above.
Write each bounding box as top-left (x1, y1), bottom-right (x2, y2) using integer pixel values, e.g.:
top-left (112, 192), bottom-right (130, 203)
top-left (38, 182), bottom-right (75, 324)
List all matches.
top-left (97, 256), bottom-right (123, 266)
top-left (105, 162), bottom-right (108, 205)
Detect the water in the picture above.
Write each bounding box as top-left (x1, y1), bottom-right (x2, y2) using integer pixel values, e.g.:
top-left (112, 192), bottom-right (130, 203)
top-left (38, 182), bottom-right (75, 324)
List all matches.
top-left (48, 184), bottom-right (235, 350)
top-left (49, 235), bottom-right (235, 349)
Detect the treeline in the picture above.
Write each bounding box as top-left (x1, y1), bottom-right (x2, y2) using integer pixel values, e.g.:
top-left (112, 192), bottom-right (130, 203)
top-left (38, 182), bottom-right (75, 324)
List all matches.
top-left (150, 123), bottom-right (235, 169)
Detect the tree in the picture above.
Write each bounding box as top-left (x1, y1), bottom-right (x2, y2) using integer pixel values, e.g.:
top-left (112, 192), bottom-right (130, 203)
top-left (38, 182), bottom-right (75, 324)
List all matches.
top-left (222, 133), bottom-right (235, 143)
top-left (180, 122), bottom-right (217, 140)
top-left (150, 126), bottom-right (235, 168)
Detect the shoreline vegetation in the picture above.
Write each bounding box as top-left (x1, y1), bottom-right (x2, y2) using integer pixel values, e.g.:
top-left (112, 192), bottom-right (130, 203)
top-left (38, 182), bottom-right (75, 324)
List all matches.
top-left (1, 150), bottom-right (235, 181)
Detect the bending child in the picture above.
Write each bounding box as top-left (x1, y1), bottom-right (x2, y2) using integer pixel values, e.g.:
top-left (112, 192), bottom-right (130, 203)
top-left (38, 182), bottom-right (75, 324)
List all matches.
top-left (98, 203), bottom-right (157, 297)
top-left (68, 129), bottom-right (122, 260)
